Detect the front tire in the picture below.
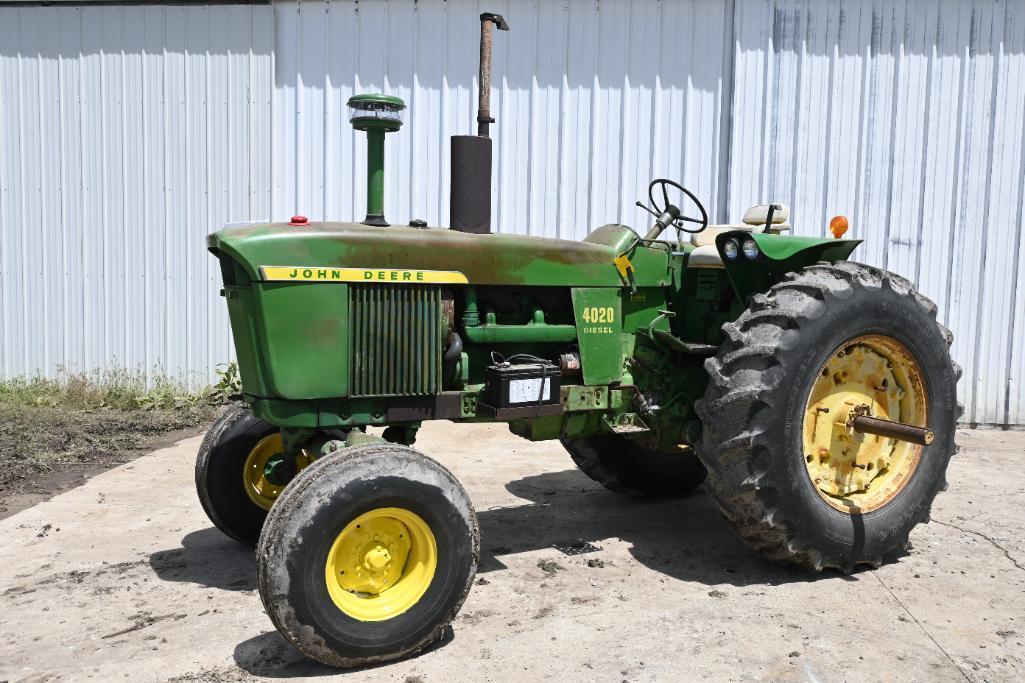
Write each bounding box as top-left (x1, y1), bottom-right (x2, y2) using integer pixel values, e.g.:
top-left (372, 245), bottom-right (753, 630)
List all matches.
top-left (195, 404), bottom-right (310, 545)
top-left (256, 444), bottom-right (479, 668)
top-left (561, 434), bottom-right (707, 497)
top-left (695, 262), bottom-right (960, 572)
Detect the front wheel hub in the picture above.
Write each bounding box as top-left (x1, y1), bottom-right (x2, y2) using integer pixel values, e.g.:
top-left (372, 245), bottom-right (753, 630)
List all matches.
top-left (362, 545), bottom-right (392, 571)
top-left (324, 507), bottom-right (437, 621)
top-left (242, 434), bottom-right (311, 510)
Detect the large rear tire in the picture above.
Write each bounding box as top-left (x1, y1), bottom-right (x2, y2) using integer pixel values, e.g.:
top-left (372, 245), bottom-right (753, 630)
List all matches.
top-left (695, 262), bottom-right (960, 572)
top-left (561, 434), bottom-right (707, 498)
top-left (257, 443), bottom-right (479, 668)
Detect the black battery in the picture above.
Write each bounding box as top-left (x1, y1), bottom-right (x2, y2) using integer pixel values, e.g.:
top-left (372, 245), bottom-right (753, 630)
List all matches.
top-left (479, 362), bottom-right (562, 417)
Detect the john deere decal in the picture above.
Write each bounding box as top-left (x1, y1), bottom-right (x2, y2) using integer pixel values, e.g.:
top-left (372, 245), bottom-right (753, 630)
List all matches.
top-left (259, 267), bottom-right (469, 284)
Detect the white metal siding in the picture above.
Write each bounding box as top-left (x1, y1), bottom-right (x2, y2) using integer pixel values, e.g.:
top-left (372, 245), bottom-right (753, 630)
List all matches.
top-left (1, 0), bottom-right (1023, 426)
top-left (269, 0), bottom-right (731, 238)
top-left (0, 0), bottom-right (732, 381)
top-left (728, 0), bottom-right (1025, 426)
top-left (0, 4), bottom-right (273, 384)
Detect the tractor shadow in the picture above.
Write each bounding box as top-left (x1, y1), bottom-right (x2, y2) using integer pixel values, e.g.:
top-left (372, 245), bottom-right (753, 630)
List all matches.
top-left (476, 468), bottom-right (869, 588)
top-left (152, 467), bottom-right (876, 677)
top-left (148, 526), bottom-right (257, 591)
top-left (150, 469), bottom-right (849, 597)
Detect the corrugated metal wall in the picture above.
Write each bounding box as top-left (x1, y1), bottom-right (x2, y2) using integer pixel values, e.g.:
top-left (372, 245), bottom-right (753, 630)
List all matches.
top-left (0, 4), bottom-right (273, 384)
top-left (270, 0), bottom-right (732, 239)
top-left (1, 0), bottom-right (1023, 425)
top-left (728, 0), bottom-right (1025, 426)
top-left (0, 0), bottom-right (732, 385)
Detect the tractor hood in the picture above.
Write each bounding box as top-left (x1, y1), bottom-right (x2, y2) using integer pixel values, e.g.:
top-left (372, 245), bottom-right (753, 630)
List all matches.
top-left (208, 221), bottom-right (670, 288)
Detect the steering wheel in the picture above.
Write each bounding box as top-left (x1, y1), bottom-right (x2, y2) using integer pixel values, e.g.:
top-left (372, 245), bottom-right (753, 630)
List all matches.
top-left (638, 178), bottom-right (709, 236)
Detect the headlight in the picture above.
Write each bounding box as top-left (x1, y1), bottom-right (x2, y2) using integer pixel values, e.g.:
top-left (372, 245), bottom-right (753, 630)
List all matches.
top-left (723, 238), bottom-right (740, 260)
top-left (742, 238), bottom-right (760, 260)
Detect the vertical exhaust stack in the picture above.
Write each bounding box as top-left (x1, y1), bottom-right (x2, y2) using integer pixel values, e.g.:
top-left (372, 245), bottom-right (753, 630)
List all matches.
top-left (450, 12), bottom-right (509, 234)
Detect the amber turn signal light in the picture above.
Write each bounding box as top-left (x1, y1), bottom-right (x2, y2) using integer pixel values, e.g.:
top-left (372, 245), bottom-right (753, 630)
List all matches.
top-left (829, 215), bottom-right (849, 238)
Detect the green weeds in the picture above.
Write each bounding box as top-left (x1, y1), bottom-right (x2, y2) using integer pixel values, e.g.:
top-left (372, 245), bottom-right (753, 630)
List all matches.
top-left (0, 364), bottom-right (239, 494)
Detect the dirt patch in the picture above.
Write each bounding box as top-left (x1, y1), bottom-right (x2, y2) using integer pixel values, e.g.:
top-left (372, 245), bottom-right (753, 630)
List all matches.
top-left (166, 666), bottom-right (255, 682)
top-left (536, 558), bottom-right (564, 576)
top-left (0, 404), bottom-right (216, 520)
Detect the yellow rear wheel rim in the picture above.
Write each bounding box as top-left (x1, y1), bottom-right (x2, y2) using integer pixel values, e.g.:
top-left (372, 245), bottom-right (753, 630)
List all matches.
top-left (803, 335), bottom-right (928, 513)
top-left (242, 434), bottom-right (311, 511)
top-left (324, 507), bottom-right (438, 622)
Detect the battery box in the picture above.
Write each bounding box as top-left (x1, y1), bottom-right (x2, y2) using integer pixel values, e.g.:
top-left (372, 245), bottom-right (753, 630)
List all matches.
top-left (478, 362), bottom-right (562, 418)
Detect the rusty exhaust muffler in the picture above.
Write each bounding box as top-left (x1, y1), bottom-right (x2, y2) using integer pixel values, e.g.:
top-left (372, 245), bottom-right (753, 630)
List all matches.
top-left (450, 12), bottom-right (509, 234)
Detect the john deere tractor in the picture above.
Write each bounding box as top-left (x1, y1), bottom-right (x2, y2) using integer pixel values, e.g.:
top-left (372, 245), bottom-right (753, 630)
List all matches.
top-left (197, 13), bottom-right (958, 669)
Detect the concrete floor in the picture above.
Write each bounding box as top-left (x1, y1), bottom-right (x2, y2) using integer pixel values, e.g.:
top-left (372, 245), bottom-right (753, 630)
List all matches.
top-left (1, 424), bottom-right (1023, 682)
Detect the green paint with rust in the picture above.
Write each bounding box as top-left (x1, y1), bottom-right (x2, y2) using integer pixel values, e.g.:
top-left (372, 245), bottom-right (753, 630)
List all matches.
top-left (208, 222), bottom-right (670, 288)
top-left (563, 385), bottom-right (609, 412)
top-left (717, 230), bottom-right (862, 302)
top-left (210, 218), bottom-right (862, 450)
top-left (257, 282), bottom-right (350, 399)
top-left (220, 270), bottom-right (351, 400)
top-left (571, 287), bottom-right (624, 386)
top-left (461, 301), bottom-right (577, 343)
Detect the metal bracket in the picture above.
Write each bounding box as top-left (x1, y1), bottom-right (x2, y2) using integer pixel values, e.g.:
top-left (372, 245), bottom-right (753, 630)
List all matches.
top-left (602, 412), bottom-right (650, 434)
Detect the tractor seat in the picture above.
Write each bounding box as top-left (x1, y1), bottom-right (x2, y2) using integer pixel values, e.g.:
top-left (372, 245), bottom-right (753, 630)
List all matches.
top-left (688, 204), bottom-right (791, 268)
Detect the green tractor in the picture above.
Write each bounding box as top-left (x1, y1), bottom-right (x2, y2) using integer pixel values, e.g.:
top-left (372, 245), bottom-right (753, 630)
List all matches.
top-left (197, 13), bottom-right (958, 669)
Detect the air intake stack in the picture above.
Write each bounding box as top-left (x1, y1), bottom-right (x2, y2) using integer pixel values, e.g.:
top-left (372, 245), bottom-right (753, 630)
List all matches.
top-left (450, 12), bottom-right (509, 234)
top-left (348, 94), bottom-right (406, 227)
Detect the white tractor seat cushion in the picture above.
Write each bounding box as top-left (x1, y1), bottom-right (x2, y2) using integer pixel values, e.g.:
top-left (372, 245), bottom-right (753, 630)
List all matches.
top-left (688, 204), bottom-right (792, 253)
top-left (687, 244), bottom-right (726, 268)
top-left (692, 223), bottom-right (791, 247)
top-left (691, 225), bottom-right (756, 248)
top-left (743, 203), bottom-right (790, 225)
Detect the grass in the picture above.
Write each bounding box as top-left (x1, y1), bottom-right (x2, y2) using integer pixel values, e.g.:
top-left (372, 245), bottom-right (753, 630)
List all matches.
top-left (0, 365), bottom-right (239, 494)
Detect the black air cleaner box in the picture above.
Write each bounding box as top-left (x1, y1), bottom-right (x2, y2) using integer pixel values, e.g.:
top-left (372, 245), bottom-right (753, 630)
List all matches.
top-left (478, 362), bottom-right (562, 418)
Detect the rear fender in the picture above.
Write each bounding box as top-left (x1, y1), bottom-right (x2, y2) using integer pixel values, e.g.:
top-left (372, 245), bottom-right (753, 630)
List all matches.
top-left (715, 231), bottom-right (862, 302)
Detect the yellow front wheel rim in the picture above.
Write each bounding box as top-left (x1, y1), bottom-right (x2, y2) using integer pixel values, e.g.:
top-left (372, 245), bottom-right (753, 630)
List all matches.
top-left (803, 335), bottom-right (928, 513)
top-left (242, 434), bottom-right (311, 511)
top-left (324, 507), bottom-right (438, 622)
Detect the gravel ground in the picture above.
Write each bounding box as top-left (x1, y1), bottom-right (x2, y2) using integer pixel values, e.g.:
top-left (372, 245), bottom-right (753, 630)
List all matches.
top-left (1, 423), bottom-right (1023, 682)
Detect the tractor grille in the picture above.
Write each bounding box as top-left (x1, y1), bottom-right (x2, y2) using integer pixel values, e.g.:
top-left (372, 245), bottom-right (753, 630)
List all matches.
top-left (215, 251), bottom-right (238, 286)
top-left (349, 284), bottom-right (443, 397)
